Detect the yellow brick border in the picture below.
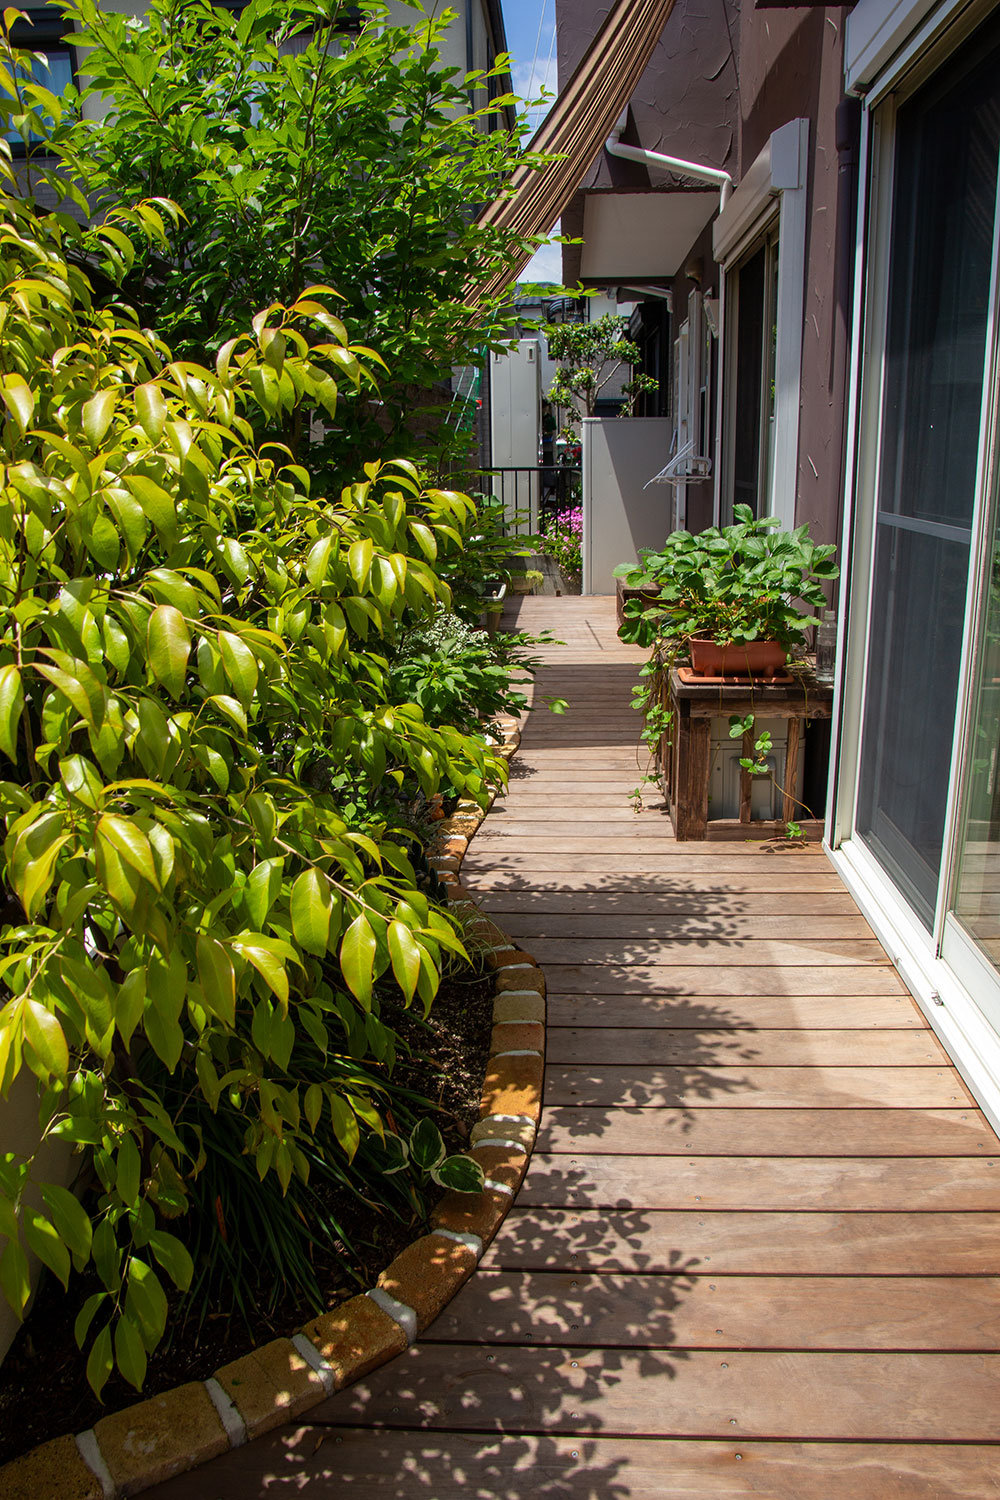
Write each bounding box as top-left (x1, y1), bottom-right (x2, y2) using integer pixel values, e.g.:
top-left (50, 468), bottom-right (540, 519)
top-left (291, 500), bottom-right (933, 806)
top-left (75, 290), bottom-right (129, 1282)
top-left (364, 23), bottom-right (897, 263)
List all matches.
top-left (0, 713), bottom-right (544, 1500)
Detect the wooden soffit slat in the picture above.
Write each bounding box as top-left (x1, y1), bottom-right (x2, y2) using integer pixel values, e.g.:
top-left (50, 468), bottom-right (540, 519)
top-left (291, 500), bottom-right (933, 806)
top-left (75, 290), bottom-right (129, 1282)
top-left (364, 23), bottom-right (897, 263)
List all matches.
top-left (469, 0), bottom-right (677, 305)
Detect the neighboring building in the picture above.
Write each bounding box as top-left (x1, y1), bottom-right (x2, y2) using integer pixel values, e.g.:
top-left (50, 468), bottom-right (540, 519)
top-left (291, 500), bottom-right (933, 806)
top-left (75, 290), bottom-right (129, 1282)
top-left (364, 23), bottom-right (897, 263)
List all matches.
top-left (557, 0), bottom-right (1000, 1128)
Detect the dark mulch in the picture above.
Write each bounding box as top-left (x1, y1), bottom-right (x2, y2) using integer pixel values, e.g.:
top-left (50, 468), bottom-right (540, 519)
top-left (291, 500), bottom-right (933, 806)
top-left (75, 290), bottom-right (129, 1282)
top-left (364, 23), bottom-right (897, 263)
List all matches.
top-left (0, 964), bottom-right (496, 1466)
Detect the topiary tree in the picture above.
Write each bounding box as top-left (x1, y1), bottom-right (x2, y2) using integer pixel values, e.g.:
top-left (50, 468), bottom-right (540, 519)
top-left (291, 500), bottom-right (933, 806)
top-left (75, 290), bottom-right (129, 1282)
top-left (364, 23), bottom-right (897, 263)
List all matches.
top-left (545, 313), bottom-right (659, 438)
top-left (0, 128), bottom-right (502, 1394)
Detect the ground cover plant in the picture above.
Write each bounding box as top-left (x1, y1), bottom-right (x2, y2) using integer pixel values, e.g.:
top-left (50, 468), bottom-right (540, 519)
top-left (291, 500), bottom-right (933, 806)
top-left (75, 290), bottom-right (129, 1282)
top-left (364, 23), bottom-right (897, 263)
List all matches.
top-left (0, 114), bottom-right (517, 1410)
top-left (39, 0), bottom-right (551, 478)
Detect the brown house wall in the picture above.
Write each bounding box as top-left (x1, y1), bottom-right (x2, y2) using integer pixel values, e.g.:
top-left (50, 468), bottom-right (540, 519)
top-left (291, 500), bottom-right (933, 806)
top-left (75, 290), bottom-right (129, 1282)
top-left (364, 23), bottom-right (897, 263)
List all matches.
top-left (557, 0), bottom-right (740, 285)
top-left (737, 4), bottom-right (853, 548)
top-left (556, 0), bottom-right (855, 550)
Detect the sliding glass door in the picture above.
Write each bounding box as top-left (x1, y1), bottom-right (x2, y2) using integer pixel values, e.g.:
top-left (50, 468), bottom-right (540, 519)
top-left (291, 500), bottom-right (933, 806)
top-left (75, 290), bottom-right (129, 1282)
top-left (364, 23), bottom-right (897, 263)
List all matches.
top-left (854, 28), bottom-right (1000, 928)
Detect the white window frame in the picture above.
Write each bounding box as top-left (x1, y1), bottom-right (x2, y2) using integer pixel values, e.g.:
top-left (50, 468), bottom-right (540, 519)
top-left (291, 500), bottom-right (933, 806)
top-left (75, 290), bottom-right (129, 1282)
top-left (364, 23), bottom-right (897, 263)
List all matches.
top-left (712, 118), bottom-right (809, 530)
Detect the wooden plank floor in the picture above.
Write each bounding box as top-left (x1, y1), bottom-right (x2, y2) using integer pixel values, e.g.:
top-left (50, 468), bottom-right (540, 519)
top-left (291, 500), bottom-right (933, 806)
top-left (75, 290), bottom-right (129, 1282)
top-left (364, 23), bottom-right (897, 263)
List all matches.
top-left (148, 597), bottom-right (1000, 1498)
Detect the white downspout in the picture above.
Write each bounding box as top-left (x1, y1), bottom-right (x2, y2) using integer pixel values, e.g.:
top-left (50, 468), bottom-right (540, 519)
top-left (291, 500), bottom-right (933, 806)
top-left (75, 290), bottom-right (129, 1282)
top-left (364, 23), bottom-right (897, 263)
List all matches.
top-left (605, 114), bottom-right (733, 212)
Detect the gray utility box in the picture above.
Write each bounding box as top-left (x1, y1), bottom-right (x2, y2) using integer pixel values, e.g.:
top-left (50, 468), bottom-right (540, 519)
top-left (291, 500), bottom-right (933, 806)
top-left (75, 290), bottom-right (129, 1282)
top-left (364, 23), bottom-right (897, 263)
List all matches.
top-left (707, 717), bottom-right (805, 822)
top-left (582, 417), bottom-right (673, 594)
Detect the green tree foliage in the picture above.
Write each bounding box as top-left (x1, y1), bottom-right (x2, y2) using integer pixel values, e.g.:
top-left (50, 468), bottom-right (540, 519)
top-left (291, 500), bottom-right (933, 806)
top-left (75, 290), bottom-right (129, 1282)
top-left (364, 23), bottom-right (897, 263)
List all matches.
top-left (546, 314), bottom-right (659, 437)
top-left (42, 0), bottom-right (547, 475)
top-left (0, 131), bottom-right (502, 1393)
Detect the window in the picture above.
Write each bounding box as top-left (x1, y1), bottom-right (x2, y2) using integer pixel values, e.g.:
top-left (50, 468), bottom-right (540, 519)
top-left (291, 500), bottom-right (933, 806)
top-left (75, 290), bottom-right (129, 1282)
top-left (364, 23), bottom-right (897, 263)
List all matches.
top-left (5, 7), bottom-right (76, 154)
top-left (712, 119), bottom-right (809, 530)
top-left (724, 228), bottom-right (779, 519)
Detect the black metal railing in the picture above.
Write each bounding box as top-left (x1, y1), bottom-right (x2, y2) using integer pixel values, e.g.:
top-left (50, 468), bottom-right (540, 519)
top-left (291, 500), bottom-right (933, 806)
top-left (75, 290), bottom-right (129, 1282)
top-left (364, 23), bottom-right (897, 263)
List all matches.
top-left (458, 465), bottom-right (582, 536)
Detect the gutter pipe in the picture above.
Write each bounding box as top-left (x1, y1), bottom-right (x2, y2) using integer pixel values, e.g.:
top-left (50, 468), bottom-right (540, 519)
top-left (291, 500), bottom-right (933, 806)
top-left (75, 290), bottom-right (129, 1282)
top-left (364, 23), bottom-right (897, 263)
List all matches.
top-left (605, 114), bottom-right (733, 211)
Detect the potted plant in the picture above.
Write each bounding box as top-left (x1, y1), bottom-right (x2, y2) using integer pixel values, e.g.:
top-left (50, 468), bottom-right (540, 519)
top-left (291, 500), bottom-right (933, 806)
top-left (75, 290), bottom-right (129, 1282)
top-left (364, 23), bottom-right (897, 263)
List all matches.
top-left (615, 507), bottom-right (839, 820)
top-left (614, 504), bottom-right (839, 677)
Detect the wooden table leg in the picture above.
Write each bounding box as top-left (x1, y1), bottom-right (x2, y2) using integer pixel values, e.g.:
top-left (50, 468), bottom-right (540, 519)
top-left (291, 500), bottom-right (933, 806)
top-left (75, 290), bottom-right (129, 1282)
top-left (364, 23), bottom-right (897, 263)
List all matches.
top-left (740, 730), bottom-right (754, 824)
top-left (783, 716), bottom-right (803, 824)
top-left (674, 705), bottom-right (710, 840)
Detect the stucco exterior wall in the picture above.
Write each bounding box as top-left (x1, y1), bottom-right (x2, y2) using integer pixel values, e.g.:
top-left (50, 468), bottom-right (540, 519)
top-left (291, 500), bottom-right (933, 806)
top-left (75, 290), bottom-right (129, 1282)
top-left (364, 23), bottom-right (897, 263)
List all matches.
top-left (736, 4), bottom-right (852, 547)
top-left (557, 0), bottom-right (740, 285)
top-left (556, 0), bottom-right (852, 550)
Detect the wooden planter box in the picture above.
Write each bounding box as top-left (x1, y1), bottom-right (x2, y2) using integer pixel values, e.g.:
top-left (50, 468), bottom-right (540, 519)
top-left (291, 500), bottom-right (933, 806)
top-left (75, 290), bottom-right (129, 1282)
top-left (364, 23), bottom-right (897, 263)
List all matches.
top-left (659, 666), bottom-right (834, 840)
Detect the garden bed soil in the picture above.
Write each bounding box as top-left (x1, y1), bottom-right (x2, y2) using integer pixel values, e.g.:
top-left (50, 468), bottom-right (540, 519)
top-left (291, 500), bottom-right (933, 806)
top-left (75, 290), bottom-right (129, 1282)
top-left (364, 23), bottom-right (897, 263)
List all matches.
top-left (0, 966), bottom-right (496, 1467)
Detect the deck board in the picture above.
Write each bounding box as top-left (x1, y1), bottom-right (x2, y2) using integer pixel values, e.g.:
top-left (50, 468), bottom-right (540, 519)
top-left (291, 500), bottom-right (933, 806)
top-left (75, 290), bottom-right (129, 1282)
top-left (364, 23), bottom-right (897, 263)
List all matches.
top-left (537, 1105), bottom-right (995, 1154)
top-left (545, 1026), bottom-right (948, 1065)
top-left (431, 1270), bottom-right (1000, 1349)
top-left (483, 1208), bottom-right (1000, 1273)
top-left (546, 992), bottom-right (923, 1026)
top-left (143, 595), bottom-right (1000, 1497)
top-left (544, 1064), bottom-right (974, 1107)
top-left (315, 1344), bottom-right (1000, 1441)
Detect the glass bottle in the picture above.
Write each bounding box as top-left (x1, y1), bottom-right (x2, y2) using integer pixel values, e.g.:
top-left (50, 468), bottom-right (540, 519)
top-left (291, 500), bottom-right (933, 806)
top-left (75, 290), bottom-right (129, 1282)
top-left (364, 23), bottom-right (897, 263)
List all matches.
top-left (815, 609), bottom-right (837, 685)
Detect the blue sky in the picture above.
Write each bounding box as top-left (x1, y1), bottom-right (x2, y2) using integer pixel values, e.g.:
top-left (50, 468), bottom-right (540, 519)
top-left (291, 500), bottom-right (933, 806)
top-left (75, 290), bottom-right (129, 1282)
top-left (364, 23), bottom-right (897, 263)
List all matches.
top-left (499, 0), bottom-right (562, 281)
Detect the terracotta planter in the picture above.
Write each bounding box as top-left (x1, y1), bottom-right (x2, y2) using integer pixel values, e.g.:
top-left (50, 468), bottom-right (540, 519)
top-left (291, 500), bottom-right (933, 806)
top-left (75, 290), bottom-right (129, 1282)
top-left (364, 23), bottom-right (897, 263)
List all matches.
top-left (687, 636), bottom-right (788, 680)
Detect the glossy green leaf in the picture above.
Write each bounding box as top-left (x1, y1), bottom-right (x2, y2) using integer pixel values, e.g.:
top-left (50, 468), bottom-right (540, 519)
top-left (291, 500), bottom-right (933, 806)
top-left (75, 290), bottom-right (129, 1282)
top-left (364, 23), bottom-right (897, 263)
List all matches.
top-left (387, 919), bottom-right (420, 1003)
top-left (22, 999), bottom-right (69, 1078)
top-left (340, 913), bottom-right (376, 1007)
top-left (36, 657), bottom-right (104, 730)
top-left (290, 868), bottom-right (332, 957)
top-left (85, 1322), bottom-right (114, 1400)
top-left (116, 1134), bottom-right (142, 1208)
top-left (0, 665), bottom-right (24, 761)
top-left (41, 1184), bottom-right (93, 1263)
top-left (328, 1095), bottom-right (359, 1160)
top-left (218, 630), bottom-right (258, 708)
top-left (148, 1229), bottom-right (194, 1292)
top-left (23, 1206), bottom-right (71, 1288)
top-left (97, 814), bottom-right (159, 887)
top-left (126, 1259), bottom-right (168, 1352)
top-left (147, 604), bottom-right (191, 698)
top-left (244, 858), bottom-right (283, 929)
top-left (74, 1291), bottom-right (108, 1349)
top-left (82, 389), bottom-right (116, 448)
top-left (115, 1309), bottom-right (148, 1391)
top-left (0, 1237), bottom-right (30, 1319)
top-left (135, 381), bottom-right (167, 442)
top-left (196, 932), bottom-right (235, 1025)
top-left (233, 939), bottom-right (289, 1005)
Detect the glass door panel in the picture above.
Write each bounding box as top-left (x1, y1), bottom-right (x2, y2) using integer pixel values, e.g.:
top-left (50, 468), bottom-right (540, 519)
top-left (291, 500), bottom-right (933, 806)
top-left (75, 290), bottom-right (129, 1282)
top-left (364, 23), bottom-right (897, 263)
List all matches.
top-left (952, 445), bottom-right (1000, 963)
top-left (855, 33), bottom-right (1000, 926)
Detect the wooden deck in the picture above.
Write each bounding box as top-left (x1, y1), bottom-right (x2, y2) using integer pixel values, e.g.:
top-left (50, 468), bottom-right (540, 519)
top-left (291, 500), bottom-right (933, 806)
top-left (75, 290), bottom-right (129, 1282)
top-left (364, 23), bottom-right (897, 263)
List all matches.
top-left (149, 597), bottom-right (1000, 1498)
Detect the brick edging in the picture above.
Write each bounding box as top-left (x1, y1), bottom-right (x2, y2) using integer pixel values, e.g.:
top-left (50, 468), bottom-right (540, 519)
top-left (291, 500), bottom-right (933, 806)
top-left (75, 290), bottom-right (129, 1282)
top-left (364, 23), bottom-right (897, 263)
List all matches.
top-left (1, 713), bottom-right (544, 1500)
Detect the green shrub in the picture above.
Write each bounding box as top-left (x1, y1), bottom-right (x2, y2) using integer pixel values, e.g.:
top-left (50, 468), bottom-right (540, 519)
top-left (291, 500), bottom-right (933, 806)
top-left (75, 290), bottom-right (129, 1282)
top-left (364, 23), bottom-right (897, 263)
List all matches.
top-left (389, 611), bottom-right (533, 737)
top-left (0, 168), bottom-right (498, 1395)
